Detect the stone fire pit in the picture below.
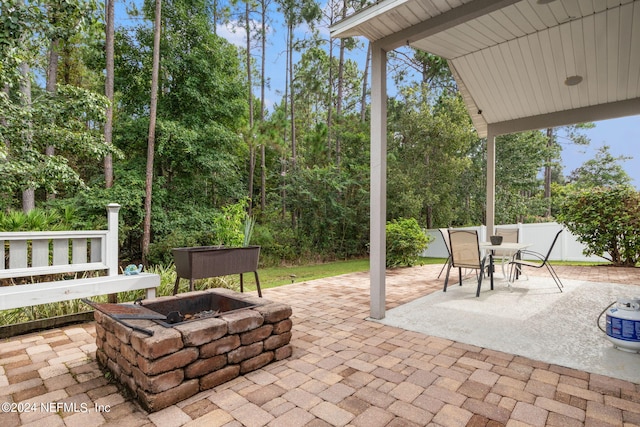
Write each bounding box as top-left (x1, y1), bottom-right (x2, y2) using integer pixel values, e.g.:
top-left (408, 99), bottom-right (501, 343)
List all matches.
top-left (93, 288), bottom-right (292, 412)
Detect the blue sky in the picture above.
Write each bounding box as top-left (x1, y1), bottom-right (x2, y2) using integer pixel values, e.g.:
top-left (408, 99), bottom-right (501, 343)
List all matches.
top-left (562, 116), bottom-right (640, 188)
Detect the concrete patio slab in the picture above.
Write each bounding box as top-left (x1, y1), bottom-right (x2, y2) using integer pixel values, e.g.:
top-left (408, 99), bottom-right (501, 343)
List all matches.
top-left (378, 275), bottom-right (640, 383)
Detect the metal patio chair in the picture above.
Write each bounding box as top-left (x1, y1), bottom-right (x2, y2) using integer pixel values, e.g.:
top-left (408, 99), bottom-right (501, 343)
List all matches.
top-left (508, 229), bottom-right (564, 292)
top-left (493, 227), bottom-right (519, 277)
top-left (437, 228), bottom-right (452, 279)
top-left (444, 229), bottom-right (489, 297)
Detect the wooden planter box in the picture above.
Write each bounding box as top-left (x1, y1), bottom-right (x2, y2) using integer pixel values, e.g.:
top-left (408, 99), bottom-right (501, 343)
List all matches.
top-left (172, 245), bottom-right (262, 297)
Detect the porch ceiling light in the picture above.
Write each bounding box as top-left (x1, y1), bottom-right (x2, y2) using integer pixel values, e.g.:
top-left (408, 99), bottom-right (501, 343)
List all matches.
top-left (564, 75), bottom-right (583, 86)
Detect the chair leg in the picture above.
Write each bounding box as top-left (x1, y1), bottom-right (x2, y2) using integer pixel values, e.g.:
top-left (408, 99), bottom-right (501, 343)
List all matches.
top-left (545, 264), bottom-right (564, 292)
top-left (508, 262), bottom-right (517, 284)
top-left (458, 267), bottom-right (463, 286)
top-left (511, 262), bottom-right (529, 282)
top-left (437, 255), bottom-right (451, 279)
top-left (476, 262), bottom-right (485, 297)
top-left (514, 251), bottom-right (522, 280)
top-left (443, 262), bottom-right (453, 292)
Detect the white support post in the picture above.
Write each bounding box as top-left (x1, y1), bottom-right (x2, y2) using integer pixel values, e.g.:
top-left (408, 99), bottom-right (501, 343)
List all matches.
top-left (370, 42), bottom-right (387, 320)
top-left (486, 128), bottom-right (496, 235)
top-left (561, 225), bottom-right (568, 261)
top-left (106, 203), bottom-right (121, 277)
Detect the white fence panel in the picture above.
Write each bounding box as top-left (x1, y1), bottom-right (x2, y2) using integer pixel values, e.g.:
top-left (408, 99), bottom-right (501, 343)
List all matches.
top-left (423, 222), bottom-right (606, 262)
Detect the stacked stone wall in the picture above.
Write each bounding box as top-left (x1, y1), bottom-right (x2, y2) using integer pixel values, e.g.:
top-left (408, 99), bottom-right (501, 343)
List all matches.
top-left (94, 289), bottom-right (292, 412)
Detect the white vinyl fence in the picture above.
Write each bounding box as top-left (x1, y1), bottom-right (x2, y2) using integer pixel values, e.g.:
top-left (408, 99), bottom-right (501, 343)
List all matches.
top-left (423, 222), bottom-right (606, 262)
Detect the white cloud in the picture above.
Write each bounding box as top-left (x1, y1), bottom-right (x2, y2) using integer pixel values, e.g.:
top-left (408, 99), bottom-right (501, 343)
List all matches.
top-left (217, 19), bottom-right (275, 50)
top-left (217, 20), bottom-right (247, 47)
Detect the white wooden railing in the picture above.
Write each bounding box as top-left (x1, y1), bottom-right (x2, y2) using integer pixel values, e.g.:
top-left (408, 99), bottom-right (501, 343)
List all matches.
top-left (0, 204), bottom-right (159, 310)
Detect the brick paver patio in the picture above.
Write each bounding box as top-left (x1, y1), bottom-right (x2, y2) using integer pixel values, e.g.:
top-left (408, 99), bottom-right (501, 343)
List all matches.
top-left (1, 265), bottom-right (639, 426)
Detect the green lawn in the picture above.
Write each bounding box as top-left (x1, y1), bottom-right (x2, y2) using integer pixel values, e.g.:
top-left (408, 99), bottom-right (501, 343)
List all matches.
top-left (258, 258), bottom-right (370, 288)
top-left (175, 256), bottom-right (602, 294)
top-left (253, 257), bottom-right (608, 289)
top-left (256, 257), bottom-right (447, 289)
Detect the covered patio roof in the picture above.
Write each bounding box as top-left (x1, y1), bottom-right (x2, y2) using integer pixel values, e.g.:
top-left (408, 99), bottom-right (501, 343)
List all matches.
top-left (330, 0), bottom-right (640, 319)
top-left (332, 0), bottom-right (640, 138)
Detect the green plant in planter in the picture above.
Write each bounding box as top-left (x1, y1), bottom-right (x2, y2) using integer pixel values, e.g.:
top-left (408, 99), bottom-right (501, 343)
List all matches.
top-left (212, 199), bottom-right (255, 247)
top-left (243, 215), bottom-right (256, 247)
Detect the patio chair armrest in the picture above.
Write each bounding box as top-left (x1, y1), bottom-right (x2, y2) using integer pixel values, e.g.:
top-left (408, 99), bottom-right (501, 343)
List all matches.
top-left (507, 250), bottom-right (522, 262)
top-left (510, 250), bottom-right (545, 263)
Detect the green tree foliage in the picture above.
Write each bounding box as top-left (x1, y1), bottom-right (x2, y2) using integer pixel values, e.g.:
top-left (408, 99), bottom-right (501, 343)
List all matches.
top-left (0, 0), bottom-right (44, 85)
top-left (556, 186), bottom-right (640, 266)
top-left (462, 130), bottom-right (564, 225)
top-left (387, 90), bottom-right (478, 228)
top-left (542, 124), bottom-right (593, 216)
top-left (390, 49), bottom-right (455, 95)
top-left (286, 164), bottom-right (369, 258)
top-left (108, 0), bottom-right (250, 259)
top-left (43, 0), bottom-right (103, 86)
top-left (5, 0), bottom-right (635, 271)
top-left (0, 83), bottom-right (116, 205)
top-left (568, 145), bottom-right (632, 188)
top-left (385, 218), bottom-right (432, 267)
top-left (494, 131), bottom-right (553, 223)
top-left (292, 42), bottom-right (363, 164)
top-left (0, 0), bottom-right (113, 209)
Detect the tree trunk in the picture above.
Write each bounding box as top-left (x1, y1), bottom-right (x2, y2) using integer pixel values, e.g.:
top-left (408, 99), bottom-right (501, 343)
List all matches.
top-left (327, 36), bottom-right (333, 162)
top-left (104, 0), bottom-right (115, 188)
top-left (335, 38), bottom-right (345, 169)
top-left (246, 0), bottom-right (255, 216)
top-left (249, 144), bottom-right (255, 215)
top-left (260, 1), bottom-right (266, 121)
top-left (288, 24), bottom-right (296, 167)
top-left (261, 144), bottom-right (266, 210)
top-left (104, 0), bottom-right (116, 302)
top-left (46, 38), bottom-right (59, 96)
top-left (280, 25), bottom-right (290, 219)
top-left (360, 42), bottom-right (370, 123)
top-left (335, 0), bottom-right (347, 168)
top-left (142, 0), bottom-right (162, 264)
top-left (212, 0), bottom-right (218, 34)
top-left (544, 128), bottom-right (553, 217)
top-left (259, 0), bottom-right (267, 212)
top-left (45, 38), bottom-right (59, 200)
top-left (1, 85), bottom-right (8, 147)
top-left (281, 153), bottom-right (286, 218)
top-left (246, 1), bottom-right (253, 129)
top-left (326, 3), bottom-right (335, 162)
top-left (19, 57), bottom-right (34, 212)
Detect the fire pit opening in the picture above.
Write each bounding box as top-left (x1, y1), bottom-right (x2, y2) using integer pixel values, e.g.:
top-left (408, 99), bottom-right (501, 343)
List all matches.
top-left (142, 292), bottom-right (257, 326)
top-left (93, 289), bottom-right (293, 412)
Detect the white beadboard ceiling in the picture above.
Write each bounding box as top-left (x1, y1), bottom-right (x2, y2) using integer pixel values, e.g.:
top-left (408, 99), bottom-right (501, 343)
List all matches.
top-left (331, 0), bottom-right (640, 138)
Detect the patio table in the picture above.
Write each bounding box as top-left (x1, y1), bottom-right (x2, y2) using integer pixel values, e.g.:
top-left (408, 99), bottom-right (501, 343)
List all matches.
top-left (480, 242), bottom-right (531, 285)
